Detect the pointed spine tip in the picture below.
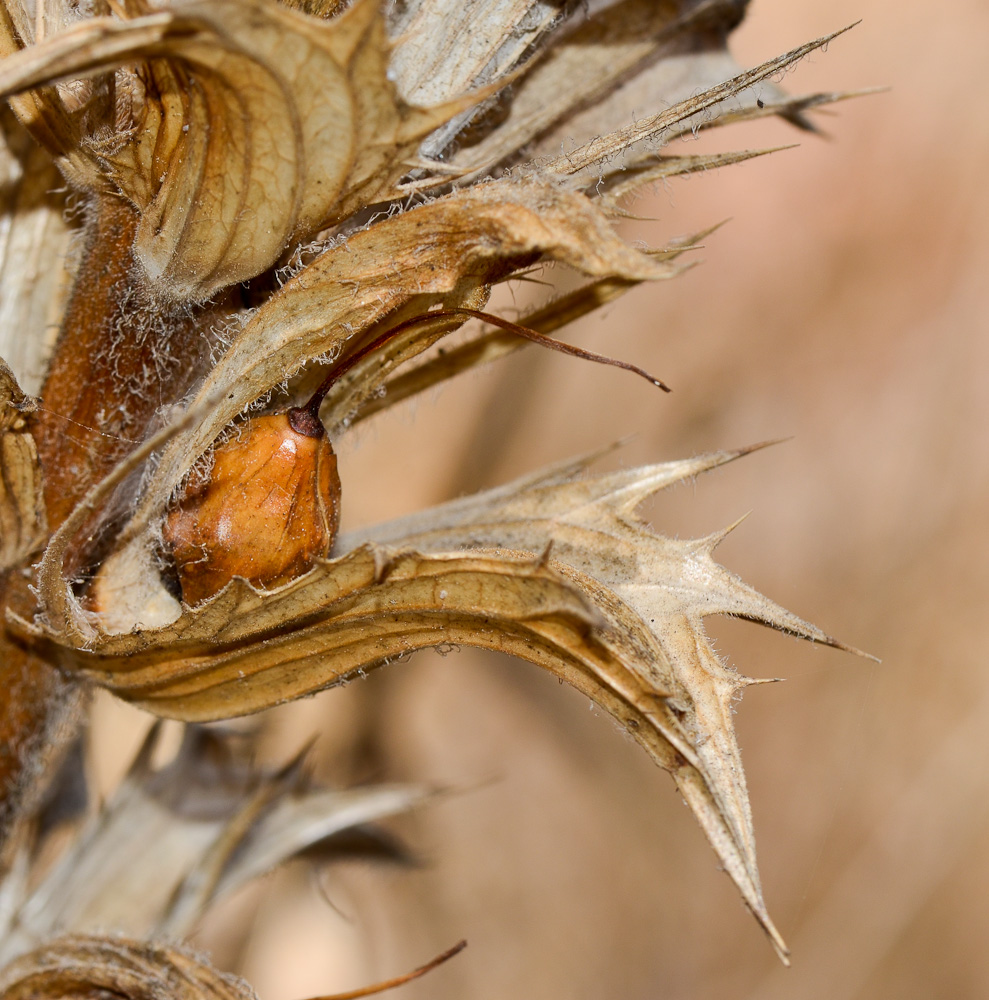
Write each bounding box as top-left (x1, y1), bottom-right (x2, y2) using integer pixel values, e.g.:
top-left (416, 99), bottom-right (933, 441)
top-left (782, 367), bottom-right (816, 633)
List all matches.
top-left (688, 438), bottom-right (787, 481)
top-left (276, 734), bottom-right (320, 782)
top-left (701, 511), bottom-right (752, 552)
top-left (750, 903), bottom-right (790, 965)
top-left (741, 675), bottom-right (785, 687)
top-left (826, 636), bottom-right (881, 663)
top-left (733, 437), bottom-right (792, 458)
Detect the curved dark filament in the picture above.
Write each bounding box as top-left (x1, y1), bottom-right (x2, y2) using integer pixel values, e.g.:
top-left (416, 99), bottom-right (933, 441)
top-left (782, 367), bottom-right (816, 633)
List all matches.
top-left (288, 308), bottom-right (670, 437)
top-left (298, 939), bottom-right (467, 1000)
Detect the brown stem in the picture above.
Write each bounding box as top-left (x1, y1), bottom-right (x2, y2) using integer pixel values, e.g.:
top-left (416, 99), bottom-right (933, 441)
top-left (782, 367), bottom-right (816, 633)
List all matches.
top-left (32, 197), bottom-right (226, 526)
top-left (0, 194), bottom-right (233, 850)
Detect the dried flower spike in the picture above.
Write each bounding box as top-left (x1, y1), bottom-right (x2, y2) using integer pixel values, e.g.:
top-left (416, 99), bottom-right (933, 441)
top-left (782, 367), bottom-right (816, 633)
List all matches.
top-left (0, 0), bottom-right (871, 967)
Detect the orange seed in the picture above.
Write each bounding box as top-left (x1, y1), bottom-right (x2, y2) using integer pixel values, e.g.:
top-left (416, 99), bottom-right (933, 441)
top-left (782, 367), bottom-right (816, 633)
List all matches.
top-left (162, 411), bottom-right (340, 605)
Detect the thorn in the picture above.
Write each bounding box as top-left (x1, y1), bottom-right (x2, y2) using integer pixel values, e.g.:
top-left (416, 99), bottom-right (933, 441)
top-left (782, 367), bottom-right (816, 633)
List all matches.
top-left (661, 218), bottom-right (731, 251)
top-left (820, 636), bottom-right (881, 663)
top-left (702, 511), bottom-right (752, 552)
top-left (685, 439), bottom-right (788, 482)
top-left (752, 902), bottom-right (791, 966)
top-left (668, 257), bottom-right (700, 277)
top-left (522, 437), bottom-right (631, 486)
top-left (696, 217), bottom-right (732, 238)
top-left (603, 209), bottom-right (660, 222)
top-left (736, 611), bottom-right (880, 663)
top-left (741, 675), bottom-right (785, 687)
top-left (731, 437), bottom-right (792, 458)
top-left (275, 734), bottom-right (320, 784)
top-left (536, 540), bottom-right (555, 569)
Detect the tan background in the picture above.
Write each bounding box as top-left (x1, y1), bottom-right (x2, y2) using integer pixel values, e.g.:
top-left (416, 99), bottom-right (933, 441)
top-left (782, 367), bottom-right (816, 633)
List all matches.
top-left (92, 1), bottom-right (989, 996)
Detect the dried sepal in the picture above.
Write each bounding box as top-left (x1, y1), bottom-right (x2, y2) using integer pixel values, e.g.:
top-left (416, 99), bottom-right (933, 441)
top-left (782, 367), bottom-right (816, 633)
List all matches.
top-left (23, 443), bottom-right (862, 958)
top-left (434, 0), bottom-right (750, 182)
top-left (0, 936), bottom-right (257, 1000)
top-left (540, 25), bottom-right (857, 184)
top-left (0, 358), bottom-right (46, 570)
top-left (0, 0), bottom-right (468, 299)
top-left (0, 724), bottom-right (427, 959)
top-left (340, 443), bottom-right (866, 960)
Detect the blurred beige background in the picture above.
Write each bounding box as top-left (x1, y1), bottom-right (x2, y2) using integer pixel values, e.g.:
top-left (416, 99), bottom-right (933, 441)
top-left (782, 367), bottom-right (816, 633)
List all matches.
top-left (93, 1), bottom-right (989, 997)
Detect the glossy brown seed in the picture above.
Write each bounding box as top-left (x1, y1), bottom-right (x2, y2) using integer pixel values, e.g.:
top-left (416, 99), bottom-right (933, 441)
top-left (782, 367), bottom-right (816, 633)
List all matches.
top-left (162, 412), bottom-right (340, 605)
top-left (162, 306), bottom-right (666, 606)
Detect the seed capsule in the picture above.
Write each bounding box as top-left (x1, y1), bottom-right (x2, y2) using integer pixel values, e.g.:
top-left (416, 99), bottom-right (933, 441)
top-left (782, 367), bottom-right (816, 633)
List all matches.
top-left (162, 407), bottom-right (339, 605)
top-left (162, 307), bottom-right (667, 606)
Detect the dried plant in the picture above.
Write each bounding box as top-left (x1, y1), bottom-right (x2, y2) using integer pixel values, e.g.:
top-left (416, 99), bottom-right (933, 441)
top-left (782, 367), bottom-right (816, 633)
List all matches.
top-left (0, 0), bottom-right (867, 994)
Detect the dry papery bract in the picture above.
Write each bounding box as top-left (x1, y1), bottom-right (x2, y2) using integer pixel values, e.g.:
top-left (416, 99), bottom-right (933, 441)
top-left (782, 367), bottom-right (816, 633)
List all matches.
top-left (0, 0), bottom-right (473, 299)
top-left (0, 723), bottom-right (427, 964)
top-left (29, 440), bottom-right (863, 960)
top-left (0, 0), bottom-right (867, 976)
top-left (0, 0), bottom-right (857, 302)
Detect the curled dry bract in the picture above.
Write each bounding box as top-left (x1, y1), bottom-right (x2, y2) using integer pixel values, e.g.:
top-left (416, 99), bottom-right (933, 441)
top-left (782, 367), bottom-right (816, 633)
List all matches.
top-left (0, 0), bottom-right (464, 299)
top-left (0, 936), bottom-right (256, 1000)
top-left (0, 724), bottom-right (427, 961)
top-left (29, 441), bottom-right (861, 959)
